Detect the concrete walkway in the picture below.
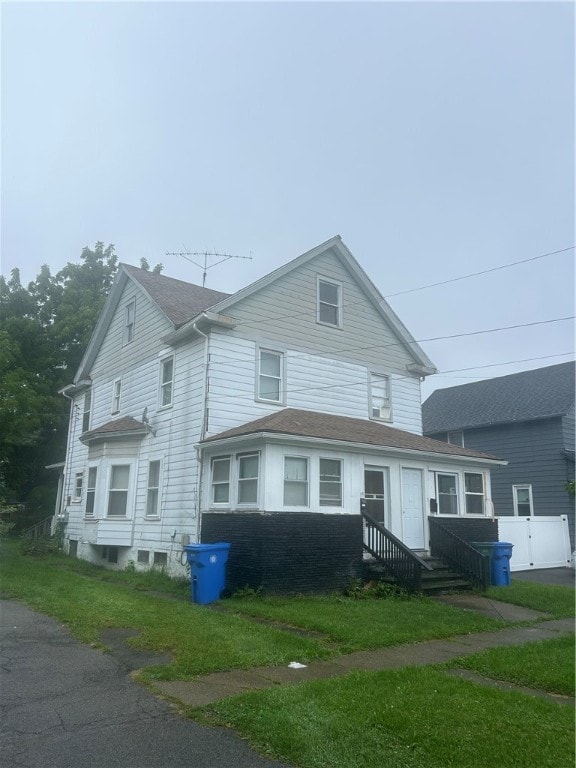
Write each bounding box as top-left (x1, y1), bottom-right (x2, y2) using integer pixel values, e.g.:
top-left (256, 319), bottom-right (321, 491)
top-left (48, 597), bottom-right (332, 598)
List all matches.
top-left (153, 596), bottom-right (575, 707)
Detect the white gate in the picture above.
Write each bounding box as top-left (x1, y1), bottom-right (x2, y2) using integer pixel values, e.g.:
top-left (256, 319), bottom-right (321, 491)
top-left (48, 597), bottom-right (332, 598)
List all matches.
top-left (497, 516), bottom-right (572, 571)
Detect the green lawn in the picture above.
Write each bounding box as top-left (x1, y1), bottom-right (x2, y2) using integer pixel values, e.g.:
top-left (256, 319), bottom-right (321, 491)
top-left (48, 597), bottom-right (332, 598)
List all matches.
top-left (453, 633), bottom-right (575, 696)
top-left (488, 580), bottom-right (575, 618)
top-left (202, 666), bottom-right (575, 768)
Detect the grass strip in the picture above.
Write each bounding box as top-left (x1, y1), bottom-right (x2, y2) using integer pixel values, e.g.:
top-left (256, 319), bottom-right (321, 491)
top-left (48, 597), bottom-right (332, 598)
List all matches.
top-left (201, 666), bottom-right (575, 768)
top-left (488, 580), bottom-right (575, 618)
top-left (452, 633), bottom-right (575, 696)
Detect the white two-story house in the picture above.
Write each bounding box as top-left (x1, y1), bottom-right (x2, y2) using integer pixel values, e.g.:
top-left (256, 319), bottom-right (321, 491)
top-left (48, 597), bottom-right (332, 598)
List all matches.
top-left (57, 236), bottom-right (502, 587)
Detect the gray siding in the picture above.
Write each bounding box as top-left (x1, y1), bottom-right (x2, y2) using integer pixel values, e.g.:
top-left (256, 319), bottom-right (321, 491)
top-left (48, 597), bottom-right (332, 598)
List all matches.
top-left (429, 418), bottom-right (574, 546)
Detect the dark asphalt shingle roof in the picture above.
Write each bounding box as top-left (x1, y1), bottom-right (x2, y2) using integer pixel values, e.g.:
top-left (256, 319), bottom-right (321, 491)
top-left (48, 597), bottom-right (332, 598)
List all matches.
top-left (122, 264), bottom-right (230, 327)
top-left (202, 407), bottom-right (499, 461)
top-left (422, 362), bottom-right (575, 434)
top-left (80, 416), bottom-right (147, 442)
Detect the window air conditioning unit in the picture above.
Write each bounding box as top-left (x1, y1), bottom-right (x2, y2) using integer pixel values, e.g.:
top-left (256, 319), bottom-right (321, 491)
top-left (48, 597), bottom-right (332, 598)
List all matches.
top-left (379, 405), bottom-right (391, 420)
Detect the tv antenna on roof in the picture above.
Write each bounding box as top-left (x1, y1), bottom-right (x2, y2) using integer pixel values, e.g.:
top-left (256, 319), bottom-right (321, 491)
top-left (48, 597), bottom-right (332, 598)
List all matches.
top-left (165, 248), bottom-right (252, 287)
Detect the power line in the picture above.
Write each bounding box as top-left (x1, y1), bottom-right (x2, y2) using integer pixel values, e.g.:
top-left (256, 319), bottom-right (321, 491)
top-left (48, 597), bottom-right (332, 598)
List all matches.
top-left (384, 245), bottom-right (575, 298)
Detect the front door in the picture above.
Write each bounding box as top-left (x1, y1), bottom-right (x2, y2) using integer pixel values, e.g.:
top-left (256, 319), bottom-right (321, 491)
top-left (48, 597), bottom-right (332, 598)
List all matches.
top-left (364, 469), bottom-right (386, 526)
top-left (401, 468), bottom-right (425, 550)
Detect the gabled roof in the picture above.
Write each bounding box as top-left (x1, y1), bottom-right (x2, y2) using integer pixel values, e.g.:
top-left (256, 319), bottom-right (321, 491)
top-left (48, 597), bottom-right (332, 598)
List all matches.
top-left (422, 362), bottom-right (575, 434)
top-left (121, 264), bottom-right (230, 327)
top-left (201, 407), bottom-right (500, 462)
top-left (169, 235), bottom-right (437, 374)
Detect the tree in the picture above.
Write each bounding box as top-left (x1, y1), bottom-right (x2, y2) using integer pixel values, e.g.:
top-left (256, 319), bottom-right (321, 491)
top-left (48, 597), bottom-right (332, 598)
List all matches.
top-left (0, 243), bottom-right (119, 528)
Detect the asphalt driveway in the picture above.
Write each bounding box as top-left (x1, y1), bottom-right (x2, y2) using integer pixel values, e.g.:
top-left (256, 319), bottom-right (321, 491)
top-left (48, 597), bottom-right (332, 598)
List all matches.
top-left (0, 599), bottom-right (289, 768)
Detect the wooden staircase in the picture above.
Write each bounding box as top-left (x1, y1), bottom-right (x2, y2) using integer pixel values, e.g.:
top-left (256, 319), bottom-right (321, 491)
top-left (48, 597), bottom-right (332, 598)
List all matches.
top-left (364, 555), bottom-right (474, 594)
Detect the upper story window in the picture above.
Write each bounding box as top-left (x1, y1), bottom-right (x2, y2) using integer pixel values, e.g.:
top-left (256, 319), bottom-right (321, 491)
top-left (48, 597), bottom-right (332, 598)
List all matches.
top-left (211, 457), bottom-right (231, 504)
top-left (257, 349), bottom-right (284, 402)
top-left (82, 390), bottom-right (92, 433)
top-left (85, 467), bottom-right (97, 517)
top-left (370, 373), bottom-right (392, 421)
top-left (319, 458), bottom-right (342, 506)
top-left (160, 357), bottom-right (174, 408)
top-left (107, 464), bottom-right (131, 517)
top-left (513, 484), bottom-right (533, 516)
top-left (111, 379), bottom-right (122, 414)
top-left (283, 456), bottom-right (309, 506)
top-left (464, 472), bottom-right (484, 515)
top-left (124, 301), bottom-right (135, 344)
top-left (317, 277), bottom-right (342, 328)
top-left (448, 431), bottom-right (464, 447)
top-left (237, 454), bottom-right (259, 505)
top-left (146, 460), bottom-right (161, 517)
top-left (73, 472), bottom-right (83, 502)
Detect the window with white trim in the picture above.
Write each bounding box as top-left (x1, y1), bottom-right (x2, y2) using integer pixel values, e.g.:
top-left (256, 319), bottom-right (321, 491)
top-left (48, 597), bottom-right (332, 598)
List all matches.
top-left (124, 300), bottom-right (135, 344)
top-left (437, 473), bottom-right (458, 515)
top-left (160, 357), bottom-right (174, 408)
top-left (513, 484), bottom-right (534, 516)
top-left (257, 349), bottom-right (283, 402)
top-left (107, 464), bottom-right (131, 517)
top-left (370, 373), bottom-right (392, 420)
top-left (237, 454), bottom-right (259, 505)
top-left (146, 460), bottom-right (161, 517)
top-left (82, 390), bottom-right (92, 433)
top-left (283, 457), bottom-right (309, 506)
top-left (317, 277), bottom-right (342, 327)
top-left (319, 458), bottom-right (342, 506)
top-left (464, 473), bottom-right (485, 515)
top-left (85, 467), bottom-right (97, 517)
top-left (73, 472), bottom-right (83, 502)
top-left (111, 379), bottom-right (122, 414)
top-left (211, 457), bottom-right (231, 504)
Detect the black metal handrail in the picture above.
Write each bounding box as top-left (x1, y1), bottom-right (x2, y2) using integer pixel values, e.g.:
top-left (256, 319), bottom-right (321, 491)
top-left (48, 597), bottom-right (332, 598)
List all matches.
top-left (428, 517), bottom-right (490, 590)
top-left (21, 515), bottom-right (54, 540)
top-left (361, 504), bottom-right (432, 593)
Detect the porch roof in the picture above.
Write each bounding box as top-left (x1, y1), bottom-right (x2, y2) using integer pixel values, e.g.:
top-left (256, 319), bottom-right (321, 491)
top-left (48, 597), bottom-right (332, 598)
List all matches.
top-left (79, 416), bottom-right (148, 444)
top-left (201, 408), bottom-right (501, 461)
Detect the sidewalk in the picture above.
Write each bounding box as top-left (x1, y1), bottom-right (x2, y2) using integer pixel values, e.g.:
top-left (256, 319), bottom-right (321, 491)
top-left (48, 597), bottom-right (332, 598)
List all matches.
top-left (152, 596), bottom-right (575, 707)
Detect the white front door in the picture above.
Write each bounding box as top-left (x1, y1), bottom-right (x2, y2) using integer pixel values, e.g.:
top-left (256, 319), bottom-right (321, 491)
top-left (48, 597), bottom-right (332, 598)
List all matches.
top-left (401, 468), bottom-right (425, 550)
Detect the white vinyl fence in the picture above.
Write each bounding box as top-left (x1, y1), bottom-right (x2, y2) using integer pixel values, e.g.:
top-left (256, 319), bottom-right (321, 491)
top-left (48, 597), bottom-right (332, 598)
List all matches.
top-left (497, 515), bottom-right (572, 571)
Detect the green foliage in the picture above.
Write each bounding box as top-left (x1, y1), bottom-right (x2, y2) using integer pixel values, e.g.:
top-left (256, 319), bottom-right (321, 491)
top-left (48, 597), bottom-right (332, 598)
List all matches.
top-left (565, 479), bottom-right (575, 496)
top-left (19, 535), bottom-right (60, 556)
top-left (343, 578), bottom-right (410, 600)
top-left (230, 584), bottom-right (264, 599)
top-left (0, 242), bottom-right (118, 516)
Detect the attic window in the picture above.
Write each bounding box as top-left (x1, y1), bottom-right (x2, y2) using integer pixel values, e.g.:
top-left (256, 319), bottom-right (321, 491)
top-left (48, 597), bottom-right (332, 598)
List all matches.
top-left (124, 300), bottom-right (135, 344)
top-left (317, 277), bottom-right (342, 328)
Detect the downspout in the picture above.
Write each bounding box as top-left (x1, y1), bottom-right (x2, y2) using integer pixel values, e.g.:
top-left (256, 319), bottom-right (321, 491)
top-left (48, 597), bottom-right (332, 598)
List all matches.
top-left (192, 320), bottom-right (209, 543)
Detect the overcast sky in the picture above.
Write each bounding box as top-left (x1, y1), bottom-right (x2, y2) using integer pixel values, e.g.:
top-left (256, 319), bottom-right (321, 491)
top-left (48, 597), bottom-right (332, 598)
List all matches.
top-left (1, 1), bottom-right (574, 399)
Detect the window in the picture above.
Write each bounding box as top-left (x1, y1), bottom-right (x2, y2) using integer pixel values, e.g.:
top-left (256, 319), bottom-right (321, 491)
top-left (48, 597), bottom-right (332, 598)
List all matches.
top-left (85, 467), bottom-right (97, 517)
top-left (370, 373), bottom-right (392, 420)
top-left (258, 349), bottom-right (283, 402)
top-left (153, 551), bottom-right (168, 567)
top-left (137, 550), bottom-right (150, 565)
top-left (73, 472), bottom-right (83, 502)
top-left (513, 485), bottom-right (533, 516)
top-left (320, 458), bottom-right (342, 506)
top-left (238, 454), bottom-right (259, 505)
top-left (107, 464), bottom-right (130, 517)
top-left (447, 431), bottom-right (464, 447)
top-left (211, 457), bottom-right (230, 504)
top-left (111, 379), bottom-right (122, 414)
top-left (82, 390), bottom-right (92, 432)
top-left (464, 473), bottom-right (485, 515)
top-left (124, 300), bottom-right (135, 344)
top-left (160, 357), bottom-right (174, 407)
top-left (284, 457), bottom-right (309, 506)
top-left (146, 460), bottom-right (161, 517)
top-left (317, 278), bottom-right (342, 327)
top-left (437, 473), bottom-right (458, 515)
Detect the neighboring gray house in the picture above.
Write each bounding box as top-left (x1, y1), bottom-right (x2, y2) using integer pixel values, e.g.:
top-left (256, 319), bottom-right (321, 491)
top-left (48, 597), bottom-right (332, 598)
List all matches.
top-left (423, 362), bottom-right (575, 551)
top-left (56, 236), bottom-right (503, 590)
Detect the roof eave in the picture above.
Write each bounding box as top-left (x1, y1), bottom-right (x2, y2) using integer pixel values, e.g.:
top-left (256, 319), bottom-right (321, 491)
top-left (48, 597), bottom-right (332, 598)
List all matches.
top-left (162, 311), bottom-right (237, 345)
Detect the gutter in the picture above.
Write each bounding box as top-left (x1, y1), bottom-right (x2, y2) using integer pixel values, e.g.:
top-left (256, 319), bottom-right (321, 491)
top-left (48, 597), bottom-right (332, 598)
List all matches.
top-left (162, 311), bottom-right (236, 346)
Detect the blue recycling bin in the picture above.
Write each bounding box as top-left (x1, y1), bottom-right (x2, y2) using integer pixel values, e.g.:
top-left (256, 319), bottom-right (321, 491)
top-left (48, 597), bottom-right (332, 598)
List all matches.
top-left (490, 542), bottom-right (513, 587)
top-left (184, 543), bottom-right (231, 605)
top-left (471, 541), bottom-right (514, 587)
